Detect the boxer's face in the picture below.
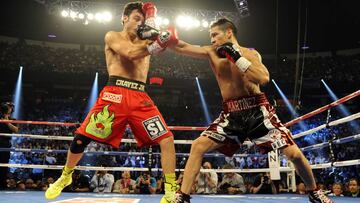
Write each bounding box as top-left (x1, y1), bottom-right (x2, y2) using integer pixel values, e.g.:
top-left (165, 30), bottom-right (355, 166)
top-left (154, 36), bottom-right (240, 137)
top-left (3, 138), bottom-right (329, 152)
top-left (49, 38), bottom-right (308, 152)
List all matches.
top-left (210, 26), bottom-right (228, 47)
top-left (123, 9), bottom-right (144, 34)
top-left (210, 26), bottom-right (231, 47)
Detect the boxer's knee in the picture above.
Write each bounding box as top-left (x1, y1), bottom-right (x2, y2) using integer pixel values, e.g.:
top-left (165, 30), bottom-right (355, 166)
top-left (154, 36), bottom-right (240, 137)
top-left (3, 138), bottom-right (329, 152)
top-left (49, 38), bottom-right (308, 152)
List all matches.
top-left (190, 136), bottom-right (214, 156)
top-left (282, 144), bottom-right (303, 162)
top-left (70, 134), bottom-right (91, 154)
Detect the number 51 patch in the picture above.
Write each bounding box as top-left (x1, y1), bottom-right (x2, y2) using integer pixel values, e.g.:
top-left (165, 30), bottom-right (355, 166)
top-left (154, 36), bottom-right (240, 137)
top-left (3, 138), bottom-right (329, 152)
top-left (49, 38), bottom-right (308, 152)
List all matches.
top-left (142, 116), bottom-right (168, 140)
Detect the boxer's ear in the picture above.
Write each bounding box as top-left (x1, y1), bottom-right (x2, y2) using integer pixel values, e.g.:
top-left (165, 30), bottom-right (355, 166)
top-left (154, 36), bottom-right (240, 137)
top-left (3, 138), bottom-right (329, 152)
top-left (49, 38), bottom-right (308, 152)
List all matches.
top-left (122, 15), bottom-right (129, 25)
top-left (226, 28), bottom-right (232, 39)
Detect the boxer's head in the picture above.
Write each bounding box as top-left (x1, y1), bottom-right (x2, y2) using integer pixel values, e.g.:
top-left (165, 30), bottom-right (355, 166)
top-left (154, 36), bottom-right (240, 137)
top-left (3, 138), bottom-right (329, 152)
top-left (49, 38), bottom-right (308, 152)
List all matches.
top-left (122, 2), bottom-right (145, 34)
top-left (210, 18), bottom-right (237, 46)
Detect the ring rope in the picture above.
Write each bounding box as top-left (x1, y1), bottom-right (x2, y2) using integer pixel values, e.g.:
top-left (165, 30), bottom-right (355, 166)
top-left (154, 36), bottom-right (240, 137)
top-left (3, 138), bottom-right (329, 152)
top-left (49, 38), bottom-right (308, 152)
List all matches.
top-left (0, 147), bottom-right (266, 158)
top-left (1, 159), bottom-right (359, 172)
top-left (1, 111), bottom-right (358, 143)
top-left (284, 89), bottom-right (360, 127)
top-left (1, 133), bottom-right (359, 156)
top-left (300, 133), bottom-right (360, 152)
top-left (292, 111), bottom-right (360, 139)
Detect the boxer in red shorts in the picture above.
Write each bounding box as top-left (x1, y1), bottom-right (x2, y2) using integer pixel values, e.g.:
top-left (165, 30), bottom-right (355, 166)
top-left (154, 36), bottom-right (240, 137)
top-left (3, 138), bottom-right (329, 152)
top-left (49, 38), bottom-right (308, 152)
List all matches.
top-left (46, 2), bottom-right (179, 202)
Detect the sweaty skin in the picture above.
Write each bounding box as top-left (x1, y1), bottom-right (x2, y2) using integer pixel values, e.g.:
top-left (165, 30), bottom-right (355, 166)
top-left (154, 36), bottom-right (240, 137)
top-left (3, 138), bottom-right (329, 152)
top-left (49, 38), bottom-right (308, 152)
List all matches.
top-left (171, 25), bottom-right (269, 100)
top-left (104, 10), bottom-right (152, 83)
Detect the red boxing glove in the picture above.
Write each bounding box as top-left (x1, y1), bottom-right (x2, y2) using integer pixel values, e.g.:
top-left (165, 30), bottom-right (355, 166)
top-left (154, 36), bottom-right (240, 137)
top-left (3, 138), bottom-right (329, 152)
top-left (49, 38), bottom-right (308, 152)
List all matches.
top-left (142, 2), bottom-right (158, 29)
top-left (147, 26), bottom-right (179, 55)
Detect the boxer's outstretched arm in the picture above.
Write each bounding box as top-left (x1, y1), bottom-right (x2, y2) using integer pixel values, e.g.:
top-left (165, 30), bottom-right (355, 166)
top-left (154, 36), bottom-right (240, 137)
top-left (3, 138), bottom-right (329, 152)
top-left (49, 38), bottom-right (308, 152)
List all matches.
top-left (170, 40), bottom-right (209, 59)
top-left (105, 31), bottom-right (151, 61)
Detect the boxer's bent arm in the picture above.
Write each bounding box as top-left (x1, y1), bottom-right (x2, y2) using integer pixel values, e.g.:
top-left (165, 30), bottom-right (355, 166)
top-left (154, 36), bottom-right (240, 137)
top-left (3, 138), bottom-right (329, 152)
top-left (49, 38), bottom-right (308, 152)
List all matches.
top-left (105, 31), bottom-right (150, 60)
top-left (243, 50), bottom-right (269, 85)
top-left (170, 40), bottom-right (209, 59)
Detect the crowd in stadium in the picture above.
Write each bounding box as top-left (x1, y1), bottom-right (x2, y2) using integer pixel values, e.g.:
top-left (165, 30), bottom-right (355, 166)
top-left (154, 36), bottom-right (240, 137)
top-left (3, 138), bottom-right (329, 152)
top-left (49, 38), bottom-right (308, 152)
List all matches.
top-left (1, 40), bottom-right (360, 81)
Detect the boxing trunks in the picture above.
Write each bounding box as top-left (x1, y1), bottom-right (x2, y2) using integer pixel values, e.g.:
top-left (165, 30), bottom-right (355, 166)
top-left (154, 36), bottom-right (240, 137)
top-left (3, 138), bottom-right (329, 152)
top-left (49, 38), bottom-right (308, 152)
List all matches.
top-left (76, 76), bottom-right (173, 148)
top-left (201, 93), bottom-right (295, 156)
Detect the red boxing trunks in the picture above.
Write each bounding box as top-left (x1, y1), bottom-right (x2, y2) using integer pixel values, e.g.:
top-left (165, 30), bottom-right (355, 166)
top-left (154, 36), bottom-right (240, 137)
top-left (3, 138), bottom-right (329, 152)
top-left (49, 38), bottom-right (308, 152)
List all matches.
top-left (75, 76), bottom-right (173, 148)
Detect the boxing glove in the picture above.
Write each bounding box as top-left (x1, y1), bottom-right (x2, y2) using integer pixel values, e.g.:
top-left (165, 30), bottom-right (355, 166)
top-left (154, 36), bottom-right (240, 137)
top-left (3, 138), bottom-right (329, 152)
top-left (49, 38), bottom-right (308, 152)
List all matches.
top-left (137, 24), bottom-right (160, 40)
top-left (216, 42), bottom-right (252, 72)
top-left (147, 26), bottom-right (179, 54)
top-left (142, 2), bottom-right (158, 29)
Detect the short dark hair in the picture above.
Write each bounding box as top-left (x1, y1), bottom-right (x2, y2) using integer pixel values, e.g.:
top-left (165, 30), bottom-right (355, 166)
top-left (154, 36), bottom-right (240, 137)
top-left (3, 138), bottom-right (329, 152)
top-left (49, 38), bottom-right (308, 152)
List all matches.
top-left (210, 17), bottom-right (237, 35)
top-left (349, 178), bottom-right (359, 185)
top-left (222, 164), bottom-right (234, 169)
top-left (122, 1), bottom-right (144, 17)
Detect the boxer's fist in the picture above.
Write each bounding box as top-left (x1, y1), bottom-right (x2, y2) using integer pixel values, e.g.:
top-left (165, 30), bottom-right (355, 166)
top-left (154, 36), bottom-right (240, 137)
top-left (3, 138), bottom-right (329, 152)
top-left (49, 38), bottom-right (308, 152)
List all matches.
top-left (137, 24), bottom-right (159, 40)
top-left (142, 2), bottom-right (158, 29)
top-left (216, 42), bottom-right (251, 72)
top-left (216, 42), bottom-right (241, 61)
top-left (147, 26), bottom-right (179, 54)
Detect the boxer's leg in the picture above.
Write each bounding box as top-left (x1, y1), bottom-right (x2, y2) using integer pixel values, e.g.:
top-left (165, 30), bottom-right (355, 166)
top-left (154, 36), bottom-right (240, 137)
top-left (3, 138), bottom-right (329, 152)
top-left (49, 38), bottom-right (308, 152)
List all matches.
top-left (281, 145), bottom-right (316, 191)
top-left (178, 136), bottom-right (220, 196)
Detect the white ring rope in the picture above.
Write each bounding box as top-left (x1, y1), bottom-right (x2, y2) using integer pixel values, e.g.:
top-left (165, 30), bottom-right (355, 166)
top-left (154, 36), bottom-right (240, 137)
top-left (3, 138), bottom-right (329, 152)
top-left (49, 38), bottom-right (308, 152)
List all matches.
top-left (1, 111), bottom-right (358, 143)
top-left (292, 112), bottom-right (360, 139)
top-left (1, 159), bottom-right (359, 172)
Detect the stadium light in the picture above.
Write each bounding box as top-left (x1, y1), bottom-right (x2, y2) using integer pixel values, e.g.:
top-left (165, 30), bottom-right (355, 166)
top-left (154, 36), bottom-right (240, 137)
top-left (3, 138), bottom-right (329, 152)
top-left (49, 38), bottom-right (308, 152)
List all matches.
top-left (193, 19), bottom-right (200, 28)
top-left (12, 66), bottom-right (23, 119)
top-left (78, 13), bottom-right (85, 19)
top-left (202, 20), bottom-right (209, 28)
top-left (95, 12), bottom-right (103, 21)
top-left (87, 13), bottom-right (94, 20)
top-left (103, 11), bottom-right (112, 22)
top-left (176, 15), bottom-right (203, 30)
top-left (272, 79), bottom-right (307, 131)
top-left (61, 10), bottom-right (69, 17)
top-left (162, 18), bottom-right (170, 26)
top-left (195, 77), bottom-right (212, 125)
top-left (69, 10), bottom-right (77, 19)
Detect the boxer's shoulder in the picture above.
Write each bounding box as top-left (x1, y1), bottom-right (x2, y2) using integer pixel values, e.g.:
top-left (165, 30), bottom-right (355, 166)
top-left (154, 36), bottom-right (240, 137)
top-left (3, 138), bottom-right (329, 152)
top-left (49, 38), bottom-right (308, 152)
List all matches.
top-left (105, 31), bottom-right (125, 43)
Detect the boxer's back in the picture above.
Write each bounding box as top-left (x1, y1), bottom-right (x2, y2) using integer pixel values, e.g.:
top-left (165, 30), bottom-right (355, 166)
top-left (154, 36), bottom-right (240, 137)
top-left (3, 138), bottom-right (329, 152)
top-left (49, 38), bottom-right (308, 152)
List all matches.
top-left (105, 31), bottom-right (151, 83)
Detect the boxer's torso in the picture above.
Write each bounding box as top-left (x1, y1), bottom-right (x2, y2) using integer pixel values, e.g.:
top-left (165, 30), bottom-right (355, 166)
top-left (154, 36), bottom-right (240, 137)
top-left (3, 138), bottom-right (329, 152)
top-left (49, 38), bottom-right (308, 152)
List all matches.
top-left (105, 31), bottom-right (151, 83)
top-left (206, 46), bottom-right (262, 101)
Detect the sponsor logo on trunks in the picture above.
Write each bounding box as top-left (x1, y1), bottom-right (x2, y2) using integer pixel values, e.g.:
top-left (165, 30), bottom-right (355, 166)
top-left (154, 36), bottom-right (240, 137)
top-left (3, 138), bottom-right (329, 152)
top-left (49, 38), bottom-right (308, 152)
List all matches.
top-left (102, 92), bottom-right (122, 103)
top-left (116, 79), bottom-right (145, 91)
top-left (142, 116), bottom-right (168, 140)
top-left (271, 138), bottom-right (287, 150)
top-left (268, 129), bottom-right (287, 150)
top-left (208, 132), bottom-right (226, 142)
top-left (85, 105), bottom-right (115, 139)
top-left (226, 97), bottom-right (257, 112)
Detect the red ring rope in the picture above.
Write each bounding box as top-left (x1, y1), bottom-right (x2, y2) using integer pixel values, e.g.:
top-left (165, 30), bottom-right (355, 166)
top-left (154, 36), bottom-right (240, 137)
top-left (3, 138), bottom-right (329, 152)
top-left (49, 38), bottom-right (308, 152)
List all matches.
top-left (0, 90), bottom-right (359, 131)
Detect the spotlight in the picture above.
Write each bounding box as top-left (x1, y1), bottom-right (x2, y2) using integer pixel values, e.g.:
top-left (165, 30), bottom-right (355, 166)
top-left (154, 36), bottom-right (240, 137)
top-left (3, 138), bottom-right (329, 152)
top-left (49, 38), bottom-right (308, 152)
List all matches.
top-left (102, 11), bottom-right (112, 22)
top-left (78, 13), bottom-right (85, 19)
top-left (176, 15), bottom-right (194, 29)
top-left (155, 16), bottom-right (163, 26)
top-left (61, 10), bottom-right (69, 17)
top-left (95, 12), bottom-right (103, 21)
top-left (193, 19), bottom-right (200, 28)
top-left (87, 13), bottom-right (94, 20)
top-left (162, 18), bottom-right (169, 26)
top-left (70, 10), bottom-right (77, 19)
top-left (176, 15), bottom-right (187, 28)
top-left (272, 79), bottom-right (307, 130)
top-left (202, 20), bottom-right (209, 28)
